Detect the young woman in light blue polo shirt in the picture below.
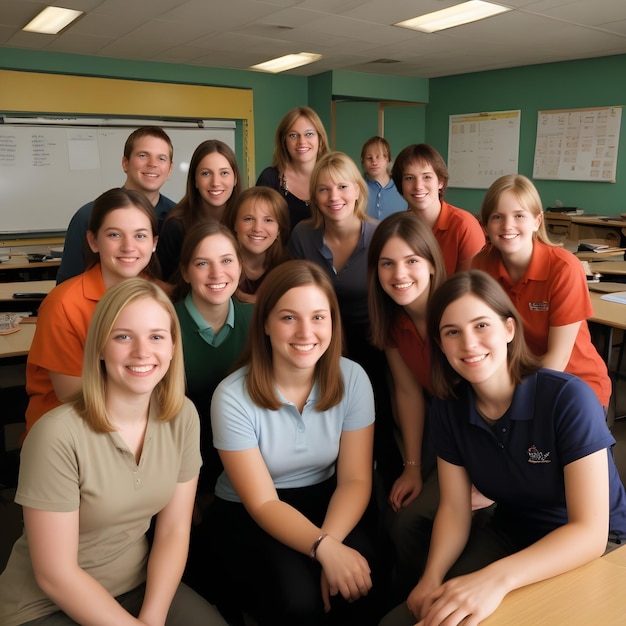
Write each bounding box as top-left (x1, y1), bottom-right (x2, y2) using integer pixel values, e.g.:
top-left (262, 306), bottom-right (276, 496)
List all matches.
top-left (208, 259), bottom-right (380, 626)
top-left (381, 270), bottom-right (626, 626)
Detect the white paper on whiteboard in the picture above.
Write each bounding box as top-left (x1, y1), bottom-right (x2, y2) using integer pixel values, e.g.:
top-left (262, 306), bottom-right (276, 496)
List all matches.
top-left (67, 129), bottom-right (100, 170)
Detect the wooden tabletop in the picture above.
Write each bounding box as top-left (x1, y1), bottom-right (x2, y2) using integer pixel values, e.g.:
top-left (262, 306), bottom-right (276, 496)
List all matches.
top-left (0, 322), bottom-right (36, 358)
top-left (589, 290), bottom-right (626, 331)
top-left (0, 280), bottom-right (55, 302)
top-left (481, 545), bottom-right (626, 625)
top-left (0, 256), bottom-right (60, 271)
top-left (588, 260), bottom-right (626, 275)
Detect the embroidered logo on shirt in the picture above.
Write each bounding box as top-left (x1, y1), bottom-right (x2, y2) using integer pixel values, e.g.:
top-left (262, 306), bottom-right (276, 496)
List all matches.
top-left (527, 444), bottom-right (551, 464)
top-left (528, 301), bottom-right (549, 312)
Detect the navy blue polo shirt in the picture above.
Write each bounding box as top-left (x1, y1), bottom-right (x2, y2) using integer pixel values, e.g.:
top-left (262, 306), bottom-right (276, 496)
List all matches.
top-left (431, 369), bottom-right (626, 546)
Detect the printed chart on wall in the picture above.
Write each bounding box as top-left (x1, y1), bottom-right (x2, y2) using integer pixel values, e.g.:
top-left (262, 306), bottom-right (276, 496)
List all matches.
top-left (447, 110), bottom-right (520, 189)
top-left (533, 106), bottom-right (622, 182)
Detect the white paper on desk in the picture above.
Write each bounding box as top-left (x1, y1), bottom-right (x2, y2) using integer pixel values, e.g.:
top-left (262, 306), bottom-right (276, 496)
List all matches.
top-left (600, 292), bottom-right (626, 304)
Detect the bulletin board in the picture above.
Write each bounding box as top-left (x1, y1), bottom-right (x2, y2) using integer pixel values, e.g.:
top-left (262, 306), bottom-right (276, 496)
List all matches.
top-left (533, 106), bottom-right (622, 182)
top-left (447, 110), bottom-right (520, 189)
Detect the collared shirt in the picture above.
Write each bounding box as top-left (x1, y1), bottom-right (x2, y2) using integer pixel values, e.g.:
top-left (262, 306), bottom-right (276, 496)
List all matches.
top-left (472, 241), bottom-right (611, 406)
top-left (288, 219), bottom-right (378, 325)
top-left (430, 200), bottom-right (485, 274)
top-left (212, 358), bottom-right (375, 501)
top-left (365, 177), bottom-right (407, 220)
top-left (184, 292), bottom-right (234, 348)
top-left (431, 370), bottom-right (626, 545)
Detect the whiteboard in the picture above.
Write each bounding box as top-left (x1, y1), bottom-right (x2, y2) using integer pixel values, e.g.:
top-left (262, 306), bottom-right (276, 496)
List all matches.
top-left (0, 120), bottom-right (235, 234)
top-left (447, 110), bottom-right (521, 189)
top-left (533, 107), bottom-right (622, 182)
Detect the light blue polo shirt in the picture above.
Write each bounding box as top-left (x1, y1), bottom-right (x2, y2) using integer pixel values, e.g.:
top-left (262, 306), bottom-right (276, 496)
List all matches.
top-left (365, 177), bottom-right (407, 220)
top-left (212, 357), bottom-right (375, 502)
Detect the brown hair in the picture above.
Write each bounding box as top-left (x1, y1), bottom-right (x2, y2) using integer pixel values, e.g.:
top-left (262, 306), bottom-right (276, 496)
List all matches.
top-left (86, 187), bottom-right (160, 278)
top-left (74, 278), bottom-right (185, 432)
top-left (123, 126), bottom-right (173, 161)
top-left (171, 221), bottom-right (242, 302)
top-left (309, 152), bottom-right (369, 229)
top-left (391, 144), bottom-right (449, 200)
top-left (427, 270), bottom-right (540, 398)
top-left (221, 186), bottom-right (290, 272)
top-left (368, 212), bottom-right (446, 350)
top-left (164, 140), bottom-right (241, 233)
top-left (242, 260), bottom-right (344, 411)
top-left (480, 174), bottom-right (552, 245)
top-left (361, 136), bottom-right (392, 164)
top-left (272, 106), bottom-right (330, 174)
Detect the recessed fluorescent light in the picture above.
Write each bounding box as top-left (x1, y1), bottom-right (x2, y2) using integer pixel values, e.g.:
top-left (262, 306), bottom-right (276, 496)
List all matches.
top-left (23, 6), bottom-right (83, 35)
top-left (395, 1), bottom-right (510, 33)
top-left (250, 52), bottom-right (322, 73)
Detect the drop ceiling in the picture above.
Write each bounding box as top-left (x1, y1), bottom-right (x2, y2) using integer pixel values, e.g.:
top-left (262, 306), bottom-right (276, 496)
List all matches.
top-left (1, 0), bottom-right (626, 78)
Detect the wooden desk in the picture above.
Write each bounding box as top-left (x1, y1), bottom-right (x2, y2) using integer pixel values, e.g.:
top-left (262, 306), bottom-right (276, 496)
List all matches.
top-left (545, 214), bottom-right (626, 247)
top-left (0, 323), bottom-right (36, 359)
top-left (0, 280), bottom-right (55, 302)
top-left (0, 256), bottom-right (60, 281)
top-left (481, 545), bottom-right (626, 625)
top-left (588, 260), bottom-right (626, 276)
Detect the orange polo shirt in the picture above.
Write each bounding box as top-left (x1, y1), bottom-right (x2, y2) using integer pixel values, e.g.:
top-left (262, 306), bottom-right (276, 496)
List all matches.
top-left (432, 201), bottom-right (485, 275)
top-left (24, 264), bottom-right (106, 438)
top-left (472, 242), bottom-right (611, 406)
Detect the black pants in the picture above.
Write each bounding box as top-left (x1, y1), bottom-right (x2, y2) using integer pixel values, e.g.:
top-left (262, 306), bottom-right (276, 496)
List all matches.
top-left (203, 476), bottom-right (384, 626)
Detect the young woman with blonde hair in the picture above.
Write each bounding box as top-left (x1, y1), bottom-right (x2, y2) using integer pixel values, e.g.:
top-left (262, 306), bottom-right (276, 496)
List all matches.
top-left (0, 278), bottom-right (226, 626)
top-left (472, 174), bottom-right (610, 409)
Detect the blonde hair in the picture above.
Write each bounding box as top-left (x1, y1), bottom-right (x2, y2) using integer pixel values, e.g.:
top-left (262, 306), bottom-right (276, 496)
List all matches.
top-left (309, 152), bottom-right (369, 229)
top-left (74, 278), bottom-right (186, 432)
top-left (480, 174), bottom-right (552, 245)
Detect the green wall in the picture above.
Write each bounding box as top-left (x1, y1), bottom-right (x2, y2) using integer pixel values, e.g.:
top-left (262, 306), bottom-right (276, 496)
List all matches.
top-left (5, 47), bottom-right (624, 216)
top-left (0, 48), bottom-right (428, 180)
top-left (427, 54), bottom-right (626, 216)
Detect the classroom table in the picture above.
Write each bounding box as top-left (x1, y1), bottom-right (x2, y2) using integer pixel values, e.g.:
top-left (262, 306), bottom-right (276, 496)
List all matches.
top-left (0, 322), bottom-right (36, 359)
top-left (0, 280), bottom-right (55, 302)
top-left (588, 260), bottom-right (626, 275)
top-left (0, 256), bottom-right (60, 281)
top-left (481, 545), bottom-right (626, 625)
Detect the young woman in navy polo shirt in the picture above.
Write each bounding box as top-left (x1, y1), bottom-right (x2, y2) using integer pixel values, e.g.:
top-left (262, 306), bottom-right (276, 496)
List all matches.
top-left (380, 270), bottom-right (626, 626)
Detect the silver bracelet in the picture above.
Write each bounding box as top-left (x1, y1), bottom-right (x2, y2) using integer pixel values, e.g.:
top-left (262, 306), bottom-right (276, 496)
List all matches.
top-left (309, 533), bottom-right (328, 560)
top-left (403, 460), bottom-right (418, 466)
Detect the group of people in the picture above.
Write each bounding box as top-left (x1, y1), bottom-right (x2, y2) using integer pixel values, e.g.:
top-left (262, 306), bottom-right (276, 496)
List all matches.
top-left (1, 106), bottom-right (625, 626)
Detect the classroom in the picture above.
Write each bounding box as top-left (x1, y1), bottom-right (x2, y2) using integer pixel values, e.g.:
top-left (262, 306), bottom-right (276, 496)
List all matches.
top-left (2, 2), bottom-right (626, 625)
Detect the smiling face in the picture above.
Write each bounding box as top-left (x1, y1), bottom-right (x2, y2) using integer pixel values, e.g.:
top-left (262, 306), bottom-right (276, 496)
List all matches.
top-left (264, 285), bottom-right (333, 377)
top-left (285, 115), bottom-right (320, 166)
top-left (101, 297), bottom-right (174, 402)
top-left (87, 206), bottom-right (156, 288)
top-left (438, 293), bottom-right (515, 390)
top-left (182, 233), bottom-right (241, 307)
top-left (235, 197), bottom-right (280, 257)
top-left (378, 236), bottom-right (434, 309)
top-left (314, 170), bottom-right (360, 224)
top-left (122, 135), bottom-right (173, 197)
top-left (484, 189), bottom-right (542, 258)
top-left (401, 159), bottom-right (443, 216)
top-left (195, 151), bottom-right (237, 214)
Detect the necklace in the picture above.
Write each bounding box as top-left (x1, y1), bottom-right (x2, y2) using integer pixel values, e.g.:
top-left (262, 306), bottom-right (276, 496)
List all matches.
top-left (281, 173), bottom-right (310, 207)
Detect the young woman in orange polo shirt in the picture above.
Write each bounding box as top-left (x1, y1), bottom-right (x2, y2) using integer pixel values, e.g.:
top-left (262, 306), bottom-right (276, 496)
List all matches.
top-left (471, 174), bottom-right (611, 408)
